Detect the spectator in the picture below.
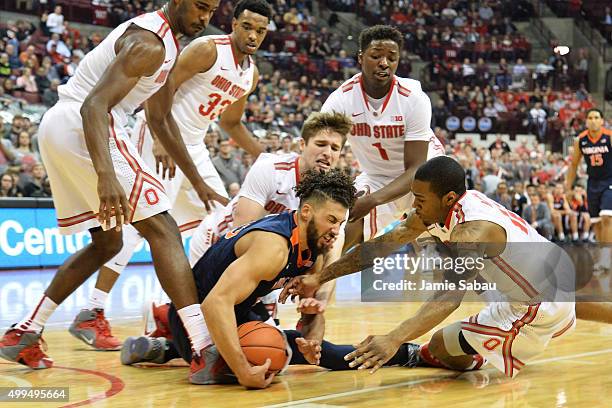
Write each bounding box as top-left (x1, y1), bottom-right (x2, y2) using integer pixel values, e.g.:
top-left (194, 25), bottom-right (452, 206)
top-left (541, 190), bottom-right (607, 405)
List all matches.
top-left (488, 181), bottom-right (513, 210)
top-left (0, 171), bottom-right (21, 197)
top-left (46, 33), bottom-right (71, 59)
top-left (512, 181), bottom-right (528, 216)
top-left (523, 192), bottom-right (554, 239)
top-left (16, 67), bottom-right (38, 94)
top-left (489, 134), bottom-right (511, 153)
top-left (21, 162), bottom-right (46, 197)
top-left (511, 58), bottom-right (529, 90)
top-left (46, 5), bottom-right (65, 35)
top-left (278, 135), bottom-right (292, 154)
top-left (228, 182), bottom-right (240, 198)
top-left (42, 79), bottom-right (60, 107)
top-left (212, 139), bottom-right (245, 189)
top-left (12, 131), bottom-right (40, 166)
top-left (0, 53), bottom-right (10, 79)
top-left (0, 137), bottom-right (15, 174)
top-left (529, 101), bottom-right (548, 141)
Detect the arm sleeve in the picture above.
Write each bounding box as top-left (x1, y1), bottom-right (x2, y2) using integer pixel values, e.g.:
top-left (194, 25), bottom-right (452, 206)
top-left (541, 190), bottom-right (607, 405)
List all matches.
top-left (236, 158), bottom-right (276, 207)
top-left (403, 90), bottom-right (435, 142)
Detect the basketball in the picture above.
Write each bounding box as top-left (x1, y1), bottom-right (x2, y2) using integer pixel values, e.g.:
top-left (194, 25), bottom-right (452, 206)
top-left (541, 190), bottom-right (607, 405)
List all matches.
top-left (237, 321), bottom-right (290, 372)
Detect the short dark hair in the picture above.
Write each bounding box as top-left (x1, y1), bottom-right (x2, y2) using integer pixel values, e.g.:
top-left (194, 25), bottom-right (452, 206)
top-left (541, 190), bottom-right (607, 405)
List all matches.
top-left (359, 25), bottom-right (404, 52)
top-left (295, 168), bottom-right (356, 209)
top-left (234, 0), bottom-right (273, 20)
top-left (301, 111), bottom-right (352, 145)
top-left (414, 156), bottom-right (467, 198)
top-left (586, 108), bottom-right (603, 118)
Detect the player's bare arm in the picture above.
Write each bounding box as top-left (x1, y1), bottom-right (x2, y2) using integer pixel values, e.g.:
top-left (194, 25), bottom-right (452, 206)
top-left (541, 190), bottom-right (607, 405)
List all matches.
top-left (81, 27), bottom-right (166, 230)
top-left (565, 137), bottom-right (583, 196)
top-left (350, 140), bottom-right (429, 222)
top-left (218, 67), bottom-right (264, 157)
top-left (346, 220), bottom-right (503, 373)
top-left (201, 230), bottom-right (288, 389)
top-left (147, 39), bottom-right (228, 210)
top-left (232, 196), bottom-right (267, 228)
top-left (280, 210), bottom-right (427, 302)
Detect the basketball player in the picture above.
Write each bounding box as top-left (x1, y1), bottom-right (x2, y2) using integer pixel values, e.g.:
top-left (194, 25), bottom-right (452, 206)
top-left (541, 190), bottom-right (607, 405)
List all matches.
top-left (0, 1), bottom-right (224, 383)
top-left (68, 0), bottom-right (272, 350)
top-left (285, 157), bottom-right (576, 377)
top-left (566, 108), bottom-right (611, 268)
top-left (321, 25), bottom-right (444, 249)
top-left (126, 169), bottom-right (356, 388)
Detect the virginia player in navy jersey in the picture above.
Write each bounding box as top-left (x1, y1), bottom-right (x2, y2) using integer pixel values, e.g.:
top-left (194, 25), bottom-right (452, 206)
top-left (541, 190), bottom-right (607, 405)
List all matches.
top-left (566, 108), bottom-right (611, 265)
top-left (123, 169), bottom-right (358, 389)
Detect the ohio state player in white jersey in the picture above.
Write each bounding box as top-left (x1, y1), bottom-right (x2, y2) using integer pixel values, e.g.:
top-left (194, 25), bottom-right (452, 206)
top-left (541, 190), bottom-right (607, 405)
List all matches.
top-left (294, 157), bottom-right (575, 378)
top-left (68, 0), bottom-right (274, 351)
top-left (0, 2), bottom-right (234, 386)
top-left (321, 25), bottom-right (444, 247)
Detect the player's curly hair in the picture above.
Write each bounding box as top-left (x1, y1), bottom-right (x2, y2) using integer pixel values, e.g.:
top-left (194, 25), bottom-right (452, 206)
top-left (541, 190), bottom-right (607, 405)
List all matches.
top-left (295, 168), bottom-right (357, 209)
top-left (301, 111), bottom-right (353, 145)
top-left (359, 25), bottom-right (404, 52)
top-left (234, 0), bottom-right (273, 20)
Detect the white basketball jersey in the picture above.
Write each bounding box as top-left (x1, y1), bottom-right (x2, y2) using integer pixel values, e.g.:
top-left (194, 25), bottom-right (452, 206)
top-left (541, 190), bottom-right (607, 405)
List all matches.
top-left (426, 190), bottom-right (568, 302)
top-left (172, 35), bottom-right (255, 145)
top-left (209, 152), bottom-right (301, 237)
top-left (322, 73), bottom-right (444, 179)
top-left (58, 11), bottom-right (178, 127)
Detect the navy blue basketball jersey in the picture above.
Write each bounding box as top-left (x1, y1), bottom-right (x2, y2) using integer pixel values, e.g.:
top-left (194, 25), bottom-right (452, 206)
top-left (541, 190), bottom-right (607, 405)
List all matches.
top-left (191, 211), bottom-right (314, 308)
top-left (578, 128), bottom-right (612, 182)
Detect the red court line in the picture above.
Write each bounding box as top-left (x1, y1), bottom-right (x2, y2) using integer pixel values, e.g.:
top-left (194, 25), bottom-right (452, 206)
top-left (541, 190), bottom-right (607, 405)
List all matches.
top-left (0, 362), bottom-right (125, 407)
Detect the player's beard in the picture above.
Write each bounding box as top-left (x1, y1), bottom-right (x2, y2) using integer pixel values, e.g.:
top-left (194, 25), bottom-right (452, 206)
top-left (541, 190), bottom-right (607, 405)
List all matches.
top-left (306, 218), bottom-right (324, 258)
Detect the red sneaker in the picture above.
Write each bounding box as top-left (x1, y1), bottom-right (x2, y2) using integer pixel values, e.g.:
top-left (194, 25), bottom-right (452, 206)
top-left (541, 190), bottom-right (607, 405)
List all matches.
top-left (0, 326), bottom-right (53, 369)
top-left (189, 345), bottom-right (236, 385)
top-left (69, 309), bottom-right (122, 350)
top-left (143, 302), bottom-right (172, 340)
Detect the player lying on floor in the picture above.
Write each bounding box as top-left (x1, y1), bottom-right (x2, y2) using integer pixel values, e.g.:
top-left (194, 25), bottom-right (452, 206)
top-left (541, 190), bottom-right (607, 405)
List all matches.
top-left (281, 156), bottom-right (577, 378)
top-left (121, 301), bottom-right (422, 377)
top-left (119, 169), bottom-right (356, 389)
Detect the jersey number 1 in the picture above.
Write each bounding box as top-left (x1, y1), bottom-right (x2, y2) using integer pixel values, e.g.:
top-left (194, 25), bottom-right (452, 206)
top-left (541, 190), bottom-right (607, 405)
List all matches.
top-left (372, 142), bottom-right (389, 161)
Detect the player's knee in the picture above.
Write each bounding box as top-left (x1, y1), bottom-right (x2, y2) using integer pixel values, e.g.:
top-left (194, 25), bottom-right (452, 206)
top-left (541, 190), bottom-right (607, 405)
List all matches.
top-left (428, 330), bottom-right (449, 360)
top-left (90, 230), bottom-right (123, 259)
top-left (134, 212), bottom-right (181, 242)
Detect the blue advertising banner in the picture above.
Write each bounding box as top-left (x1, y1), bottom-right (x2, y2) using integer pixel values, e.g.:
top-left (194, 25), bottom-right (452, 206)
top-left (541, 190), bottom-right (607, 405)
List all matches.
top-left (0, 207), bottom-right (157, 268)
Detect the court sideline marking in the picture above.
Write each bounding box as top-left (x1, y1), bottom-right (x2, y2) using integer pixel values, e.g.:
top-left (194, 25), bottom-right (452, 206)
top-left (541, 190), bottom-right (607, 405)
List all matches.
top-left (262, 348), bottom-right (612, 407)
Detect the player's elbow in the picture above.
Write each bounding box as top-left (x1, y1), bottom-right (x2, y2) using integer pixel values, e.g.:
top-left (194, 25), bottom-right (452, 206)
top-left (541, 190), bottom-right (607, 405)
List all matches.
top-left (218, 117), bottom-right (240, 133)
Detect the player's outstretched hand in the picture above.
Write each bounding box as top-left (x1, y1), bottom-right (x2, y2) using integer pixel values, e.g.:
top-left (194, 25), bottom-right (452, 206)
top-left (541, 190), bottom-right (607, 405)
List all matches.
top-left (97, 176), bottom-right (131, 231)
top-left (296, 298), bottom-right (326, 314)
top-left (344, 335), bottom-right (400, 374)
top-left (295, 337), bottom-right (321, 365)
top-left (194, 182), bottom-right (230, 212)
top-left (238, 358), bottom-right (275, 389)
top-left (279, 274), bottom-right (321, 304)
top-left (349, 193), bottom-right (378, 223)
top-left (153, 139), bottom-right (176, 180)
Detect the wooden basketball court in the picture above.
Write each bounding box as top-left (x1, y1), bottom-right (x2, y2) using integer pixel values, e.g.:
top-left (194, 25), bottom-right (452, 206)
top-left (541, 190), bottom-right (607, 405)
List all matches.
top-left (1, 300), bottom-right (611, 407)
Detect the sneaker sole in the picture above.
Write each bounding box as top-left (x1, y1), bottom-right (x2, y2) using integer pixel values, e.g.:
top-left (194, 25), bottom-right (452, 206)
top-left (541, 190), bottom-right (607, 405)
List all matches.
top-left (121, 336), bottom-right (150, 365)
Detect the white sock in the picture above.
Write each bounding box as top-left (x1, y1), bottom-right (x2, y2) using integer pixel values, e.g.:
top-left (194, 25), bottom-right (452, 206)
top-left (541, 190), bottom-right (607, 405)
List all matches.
top-left (88, 288), bottom-right (109, 310)
top-left (572, 232), bottom-right (579, 241)
top-left (177, 304), bottom-right (211, 354)
top-left (599, 247), bottom-right (611, 269)
top-left (17, 295), bottom-right (58, 333)
top-left (558, 232), bottom-right (565, 241)
top-left (582, 231), bottom-right (590, 240)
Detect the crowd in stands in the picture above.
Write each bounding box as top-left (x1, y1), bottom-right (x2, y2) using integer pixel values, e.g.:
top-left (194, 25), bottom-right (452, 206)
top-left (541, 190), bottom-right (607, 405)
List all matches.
top-left (545, 0), bottom-right (612, 43)
top-left (0, 1), bottom-right (608, 242)
top-left (348, 0), bottom-right (535, 63)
